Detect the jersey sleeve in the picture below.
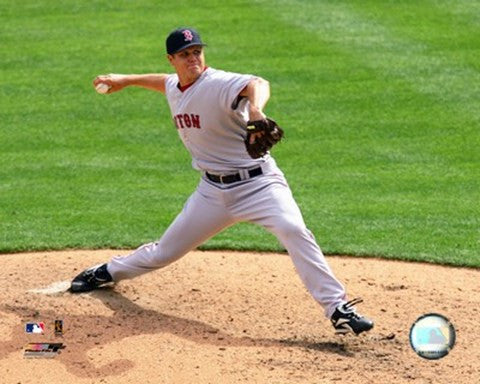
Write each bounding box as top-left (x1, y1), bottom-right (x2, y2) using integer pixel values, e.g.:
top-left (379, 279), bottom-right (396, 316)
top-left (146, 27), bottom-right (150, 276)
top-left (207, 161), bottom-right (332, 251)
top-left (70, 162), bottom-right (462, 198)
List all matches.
top-left (164, 74), bottom-right (179, 98)
top-left (217, 71), bottom-right (253, 111)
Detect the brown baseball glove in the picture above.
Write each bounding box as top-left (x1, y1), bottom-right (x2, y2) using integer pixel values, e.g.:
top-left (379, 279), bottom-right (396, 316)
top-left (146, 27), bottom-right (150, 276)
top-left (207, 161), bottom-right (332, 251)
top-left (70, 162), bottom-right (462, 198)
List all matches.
top-left (245, 118), bottom-right (284, 159)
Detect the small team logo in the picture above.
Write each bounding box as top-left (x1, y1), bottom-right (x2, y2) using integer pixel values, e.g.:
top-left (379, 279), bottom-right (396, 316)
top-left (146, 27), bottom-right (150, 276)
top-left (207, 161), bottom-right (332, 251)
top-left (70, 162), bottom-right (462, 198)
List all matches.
top-left (25, 322), bottom-right (45, 334)
top-left (54, 320), bottom-right (64, 336)
top-left (182, 29), bottom-right (194, 42)
top-left (409, 313), bottom-right (456, 360)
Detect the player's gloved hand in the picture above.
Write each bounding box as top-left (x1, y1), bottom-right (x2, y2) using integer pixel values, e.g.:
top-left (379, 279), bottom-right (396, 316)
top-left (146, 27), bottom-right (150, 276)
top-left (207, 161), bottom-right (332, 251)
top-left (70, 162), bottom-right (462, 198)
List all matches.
top-left (244, 118), bottom-right (284, 159)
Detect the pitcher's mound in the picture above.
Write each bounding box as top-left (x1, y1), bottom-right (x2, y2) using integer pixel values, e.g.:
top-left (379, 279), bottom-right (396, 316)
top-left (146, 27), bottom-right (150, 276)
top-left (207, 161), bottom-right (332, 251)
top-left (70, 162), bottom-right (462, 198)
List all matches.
top-left (0, 249), bottom-right (478, 383)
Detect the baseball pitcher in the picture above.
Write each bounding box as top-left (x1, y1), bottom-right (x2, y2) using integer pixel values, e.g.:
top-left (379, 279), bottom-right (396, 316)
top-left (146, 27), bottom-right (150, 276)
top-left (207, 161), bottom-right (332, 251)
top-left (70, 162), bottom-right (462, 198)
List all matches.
top-left (71, 27), bottom-right (373, 335)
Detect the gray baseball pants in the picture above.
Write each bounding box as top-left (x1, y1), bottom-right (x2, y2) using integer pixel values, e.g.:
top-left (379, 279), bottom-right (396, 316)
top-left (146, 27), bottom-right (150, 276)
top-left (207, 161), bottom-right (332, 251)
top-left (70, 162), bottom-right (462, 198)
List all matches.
top-left (107, 159), bottom-right (346, 318)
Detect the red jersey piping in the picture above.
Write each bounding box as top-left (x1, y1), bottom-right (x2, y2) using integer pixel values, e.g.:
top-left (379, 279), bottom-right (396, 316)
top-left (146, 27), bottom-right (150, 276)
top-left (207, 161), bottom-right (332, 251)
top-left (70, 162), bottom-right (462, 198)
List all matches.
top-left (177, 67), bottom-right (209, 92)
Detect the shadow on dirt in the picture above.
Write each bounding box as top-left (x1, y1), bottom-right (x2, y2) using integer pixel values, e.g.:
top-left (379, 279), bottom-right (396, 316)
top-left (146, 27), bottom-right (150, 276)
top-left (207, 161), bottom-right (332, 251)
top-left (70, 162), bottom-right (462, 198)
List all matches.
top-left (0, 289), bottom-right (354, 378)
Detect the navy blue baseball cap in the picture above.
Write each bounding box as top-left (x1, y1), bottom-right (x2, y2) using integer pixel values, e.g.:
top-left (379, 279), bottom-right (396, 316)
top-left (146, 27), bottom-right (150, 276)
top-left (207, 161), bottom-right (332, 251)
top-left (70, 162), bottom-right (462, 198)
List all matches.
top-left (166, 27), bottom-right (206, 54)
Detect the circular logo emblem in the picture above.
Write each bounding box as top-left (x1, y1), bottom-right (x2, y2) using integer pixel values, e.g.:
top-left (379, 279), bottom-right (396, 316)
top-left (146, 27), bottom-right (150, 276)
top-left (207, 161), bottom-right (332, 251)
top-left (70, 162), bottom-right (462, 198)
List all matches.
top-left (409, 313), bottom-right (456, 360)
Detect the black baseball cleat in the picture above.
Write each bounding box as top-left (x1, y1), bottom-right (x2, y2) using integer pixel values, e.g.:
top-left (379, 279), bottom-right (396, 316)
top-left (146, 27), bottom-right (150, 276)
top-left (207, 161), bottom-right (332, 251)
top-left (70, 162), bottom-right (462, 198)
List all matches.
top-left (331, 298), bottom-right (374, 335)
top-left (70, 263), bottom-right (114, 293)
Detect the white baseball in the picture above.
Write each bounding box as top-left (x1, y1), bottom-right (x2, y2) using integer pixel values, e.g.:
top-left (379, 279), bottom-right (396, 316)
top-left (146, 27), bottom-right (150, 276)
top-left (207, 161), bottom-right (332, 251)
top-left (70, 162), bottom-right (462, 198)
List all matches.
top-left (95, 83), bottom-right (110, 94)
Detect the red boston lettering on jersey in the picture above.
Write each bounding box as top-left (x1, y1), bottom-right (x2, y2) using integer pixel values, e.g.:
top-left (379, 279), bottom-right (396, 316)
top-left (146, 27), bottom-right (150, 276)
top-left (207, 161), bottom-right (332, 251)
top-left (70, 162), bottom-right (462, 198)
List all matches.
top-left (191, 114), bottom-right (200, 128)
top-left (176, 115), bottom-right (184, 128)
top-left (174, 114), bottom-right (201, 129)
top-left (184, 114), bottom-right (192, 128)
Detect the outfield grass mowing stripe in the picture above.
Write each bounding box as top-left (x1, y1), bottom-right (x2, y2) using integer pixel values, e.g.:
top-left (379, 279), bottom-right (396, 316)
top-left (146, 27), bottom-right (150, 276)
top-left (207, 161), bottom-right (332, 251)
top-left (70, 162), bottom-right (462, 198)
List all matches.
top-left (257, 0), bottom-right (480, 106)
top-left (1, 0), bottom-right (478, 266)
top-left (251, 0), bottom-right (479, 265)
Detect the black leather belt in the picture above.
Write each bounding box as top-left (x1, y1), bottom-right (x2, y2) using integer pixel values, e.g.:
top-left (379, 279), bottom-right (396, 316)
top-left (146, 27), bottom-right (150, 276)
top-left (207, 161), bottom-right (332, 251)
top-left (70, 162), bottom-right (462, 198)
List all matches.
top-left (206, 167), bottom-right (263, 184)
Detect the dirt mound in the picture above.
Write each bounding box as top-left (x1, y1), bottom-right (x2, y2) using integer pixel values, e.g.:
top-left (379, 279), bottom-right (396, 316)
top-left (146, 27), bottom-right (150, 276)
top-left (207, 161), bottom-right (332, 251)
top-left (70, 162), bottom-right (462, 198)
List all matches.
top-left (0, 250), bottom-right (478, 383)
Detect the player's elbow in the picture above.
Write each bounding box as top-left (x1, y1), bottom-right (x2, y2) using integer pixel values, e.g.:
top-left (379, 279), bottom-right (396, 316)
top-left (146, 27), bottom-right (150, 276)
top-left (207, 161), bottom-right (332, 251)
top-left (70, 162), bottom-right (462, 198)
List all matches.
top-left (245, 77), bottom-right (269, 93)
top-left (240, 77), bottom-right (270, 99)
top-left (252, 76), bottom-right (269, 90)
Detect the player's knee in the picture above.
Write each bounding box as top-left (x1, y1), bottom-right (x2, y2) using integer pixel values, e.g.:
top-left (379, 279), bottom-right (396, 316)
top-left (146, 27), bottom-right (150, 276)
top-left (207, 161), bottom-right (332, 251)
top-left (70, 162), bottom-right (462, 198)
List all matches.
top-left (273, 218), bottom-right (307, 240)
top-left (141, 242), bottom-right (162, 264)
top-left (138, 241), bottom-right (179, 269)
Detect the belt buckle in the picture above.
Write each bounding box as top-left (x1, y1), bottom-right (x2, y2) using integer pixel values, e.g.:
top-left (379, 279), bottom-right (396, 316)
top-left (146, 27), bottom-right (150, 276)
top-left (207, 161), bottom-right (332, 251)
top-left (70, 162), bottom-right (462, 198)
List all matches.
top-left (219, 174), bottom-right (227, 184)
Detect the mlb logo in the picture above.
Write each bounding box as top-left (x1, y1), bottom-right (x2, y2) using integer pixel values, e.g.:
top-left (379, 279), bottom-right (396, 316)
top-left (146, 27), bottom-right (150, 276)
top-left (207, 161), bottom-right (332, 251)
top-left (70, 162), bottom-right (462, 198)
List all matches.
top-left (25, 322), bottom-right (45, 334)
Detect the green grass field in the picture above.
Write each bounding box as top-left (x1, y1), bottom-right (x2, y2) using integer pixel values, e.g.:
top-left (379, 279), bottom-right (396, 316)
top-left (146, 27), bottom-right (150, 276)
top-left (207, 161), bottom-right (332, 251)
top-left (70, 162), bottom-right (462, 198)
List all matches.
top-left (1, 0), bottom-right (479, 267)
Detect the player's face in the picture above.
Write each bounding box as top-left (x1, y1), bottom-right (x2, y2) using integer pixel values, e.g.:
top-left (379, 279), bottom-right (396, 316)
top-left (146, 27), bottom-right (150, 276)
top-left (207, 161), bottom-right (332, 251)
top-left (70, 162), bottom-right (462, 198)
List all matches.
top-left (168, 46), bottom-right (205, 84)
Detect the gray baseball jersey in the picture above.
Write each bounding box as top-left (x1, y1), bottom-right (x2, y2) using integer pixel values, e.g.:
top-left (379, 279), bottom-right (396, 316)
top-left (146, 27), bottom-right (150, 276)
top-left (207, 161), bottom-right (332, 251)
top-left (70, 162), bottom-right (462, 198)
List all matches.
top-left (165, 67), bottom-right (269, 173)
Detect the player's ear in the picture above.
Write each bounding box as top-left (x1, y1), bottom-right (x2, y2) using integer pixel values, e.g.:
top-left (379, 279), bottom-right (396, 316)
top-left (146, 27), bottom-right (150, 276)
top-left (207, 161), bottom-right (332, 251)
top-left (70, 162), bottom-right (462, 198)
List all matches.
top-left (167, 54), bottom-right (175, 66)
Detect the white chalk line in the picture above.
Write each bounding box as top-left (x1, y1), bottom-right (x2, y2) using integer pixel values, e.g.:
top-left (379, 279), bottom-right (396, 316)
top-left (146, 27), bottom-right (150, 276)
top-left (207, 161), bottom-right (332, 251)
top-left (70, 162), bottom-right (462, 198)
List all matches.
top-left (28, 280), bottom-right (71, 295)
